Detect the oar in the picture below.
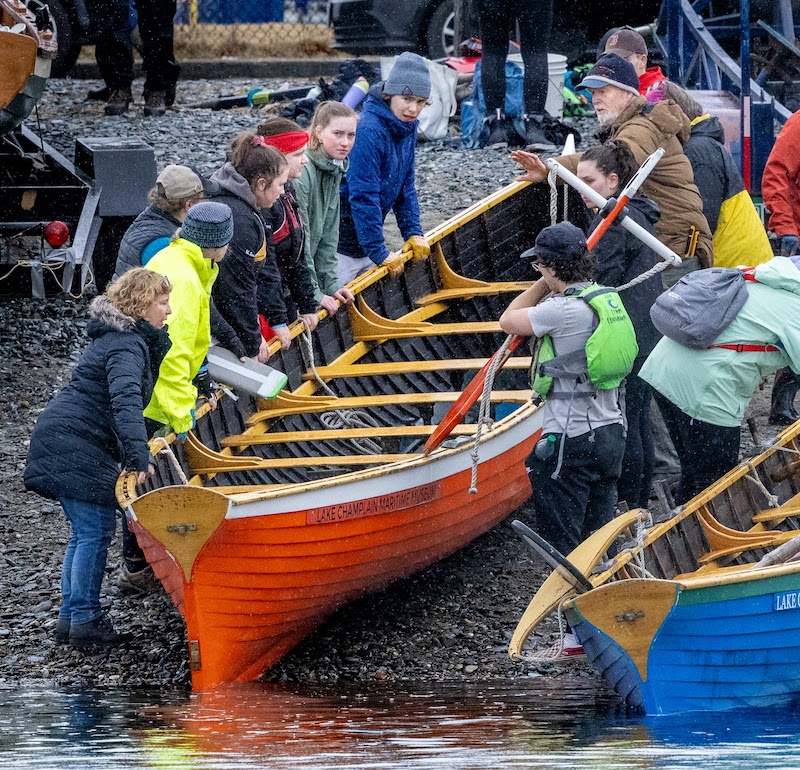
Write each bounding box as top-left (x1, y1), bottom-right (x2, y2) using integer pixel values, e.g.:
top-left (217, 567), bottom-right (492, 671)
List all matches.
top-left (423, 148), bottom-right (668, 455)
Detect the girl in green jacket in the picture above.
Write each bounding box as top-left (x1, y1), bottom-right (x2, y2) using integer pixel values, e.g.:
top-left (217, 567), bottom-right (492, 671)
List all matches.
top-left (293, 102), bottom-right (357, 316)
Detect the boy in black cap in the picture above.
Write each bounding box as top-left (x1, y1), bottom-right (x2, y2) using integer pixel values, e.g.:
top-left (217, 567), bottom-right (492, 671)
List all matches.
top-left (500, 222), bottom-right (625, 588)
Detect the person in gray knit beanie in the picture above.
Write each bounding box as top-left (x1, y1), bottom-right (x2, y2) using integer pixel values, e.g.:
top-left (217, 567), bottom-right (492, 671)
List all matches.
top-left (179, 201), bottom-right (234, 249)
top-left (383, 52), bottom-right (431, 100)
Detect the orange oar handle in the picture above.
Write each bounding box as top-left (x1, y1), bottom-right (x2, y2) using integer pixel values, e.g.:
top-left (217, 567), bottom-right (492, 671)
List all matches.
top-left (423, 334), bottom-right (524, 454)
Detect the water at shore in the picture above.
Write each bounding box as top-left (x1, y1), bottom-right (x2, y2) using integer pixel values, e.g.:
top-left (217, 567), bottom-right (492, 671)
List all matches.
top-left (4, 679), bottom-right (800, 769)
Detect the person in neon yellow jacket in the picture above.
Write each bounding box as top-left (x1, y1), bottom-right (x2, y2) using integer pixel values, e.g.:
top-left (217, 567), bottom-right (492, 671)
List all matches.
top-left (144, 201), bottom-right (233, 435)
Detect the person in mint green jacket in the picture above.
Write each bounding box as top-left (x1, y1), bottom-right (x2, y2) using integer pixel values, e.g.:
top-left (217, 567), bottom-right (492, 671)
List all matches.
top-left (640, 256), bottom-right (800, 503)
top-left (293, 101), bottom-right (357, 317)
top-left (144, 201), bottom-right (233, 436)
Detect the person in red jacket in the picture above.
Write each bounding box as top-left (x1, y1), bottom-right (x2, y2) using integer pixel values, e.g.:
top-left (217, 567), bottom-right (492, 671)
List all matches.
top-left (762, 111), bottom-right (800, 424)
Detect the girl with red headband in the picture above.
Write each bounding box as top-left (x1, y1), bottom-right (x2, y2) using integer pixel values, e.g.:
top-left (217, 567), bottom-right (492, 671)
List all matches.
top-left (253, 118), bottom-right (322, 352)
top-left (294, 101), bottom-right (358, 316)
top-left (210, 134), bottom-right (288, 363)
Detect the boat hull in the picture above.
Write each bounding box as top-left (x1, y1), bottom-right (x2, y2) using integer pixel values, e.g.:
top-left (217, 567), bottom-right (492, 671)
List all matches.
top-left (131, 405), bottom-right (540, 690)
top-left (567, 565), bottom-right (800, 715)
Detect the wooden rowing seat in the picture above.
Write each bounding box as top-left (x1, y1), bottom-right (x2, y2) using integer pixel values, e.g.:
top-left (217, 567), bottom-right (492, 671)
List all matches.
top-left (301, 357), bottom-right (532, 381)
top-left (247, 389), bottom-right (532, 424)
top-left (221, 423), bottom-right (482, 448)
top-left (752, 492), bottom-right (800, 524)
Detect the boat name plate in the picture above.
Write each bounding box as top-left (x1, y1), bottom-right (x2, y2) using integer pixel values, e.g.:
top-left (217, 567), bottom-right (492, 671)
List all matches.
top-left (189, 640), bottom-right (201, 670)
top-left (306, 482), bottom-right (442, 526)
top-left (774, 591), bottom-right (800, 611)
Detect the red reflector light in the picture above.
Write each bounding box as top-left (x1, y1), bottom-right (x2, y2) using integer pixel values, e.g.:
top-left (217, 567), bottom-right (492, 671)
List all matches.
top-left (44, 220), bottom-right (70, 248)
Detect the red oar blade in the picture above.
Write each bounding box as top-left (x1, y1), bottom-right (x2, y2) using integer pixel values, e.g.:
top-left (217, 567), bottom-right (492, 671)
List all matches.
top-left (423, 334), bottom-right (523, 454)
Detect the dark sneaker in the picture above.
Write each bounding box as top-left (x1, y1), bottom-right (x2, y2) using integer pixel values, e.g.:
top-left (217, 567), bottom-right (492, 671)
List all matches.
top-left (104, 88), bottom-right (132, 116)
top-left (54, 616), bottom-right (70, 645)
top-left (485, 117), bottom-right (509, 149)
top-left (116, 564), bottom-right (159, 595)
top-left (143, 90), bottom-right (167, 117)
top-left (69, 615), bottom-right (131, 648)
top-left (524, 117), bottom-right (557, 151)
top-left (87, 86), bottom-right (110, 102)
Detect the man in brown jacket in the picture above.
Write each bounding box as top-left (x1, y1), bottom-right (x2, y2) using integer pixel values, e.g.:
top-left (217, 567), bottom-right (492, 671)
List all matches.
top-left (512, 53), bottom-right (713, 281)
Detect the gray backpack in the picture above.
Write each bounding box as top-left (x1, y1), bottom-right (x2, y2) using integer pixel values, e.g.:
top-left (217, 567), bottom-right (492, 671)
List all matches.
top-left (649, 268), bottom-right (751, 349)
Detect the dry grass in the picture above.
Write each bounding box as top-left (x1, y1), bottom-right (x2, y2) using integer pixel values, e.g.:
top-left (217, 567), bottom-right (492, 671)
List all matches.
top-left (173, 22), bottom-right (334, 59)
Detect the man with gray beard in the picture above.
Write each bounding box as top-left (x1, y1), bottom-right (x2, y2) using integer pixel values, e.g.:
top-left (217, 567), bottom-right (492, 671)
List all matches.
top-left (513, 53), bottom-right (712, 282)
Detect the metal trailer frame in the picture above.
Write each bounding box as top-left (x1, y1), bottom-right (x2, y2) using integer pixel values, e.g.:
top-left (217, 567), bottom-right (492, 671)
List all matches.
top-left (654, 0), bottom-right (799, 194)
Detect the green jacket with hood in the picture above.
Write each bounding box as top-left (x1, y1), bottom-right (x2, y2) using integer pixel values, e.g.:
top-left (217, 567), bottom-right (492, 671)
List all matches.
top-left (640, 257), bottom-right (800, 427)
top-left (293, 147), bottom-right (349, 301)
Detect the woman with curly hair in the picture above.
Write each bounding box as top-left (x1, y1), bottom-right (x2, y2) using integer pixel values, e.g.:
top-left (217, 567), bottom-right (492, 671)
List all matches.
top-left (24, 268), bottom-right (173, 648)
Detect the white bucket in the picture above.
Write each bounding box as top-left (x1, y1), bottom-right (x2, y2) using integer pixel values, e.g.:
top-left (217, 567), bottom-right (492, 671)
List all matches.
top-left (507, 52), bottom-right (568, 118)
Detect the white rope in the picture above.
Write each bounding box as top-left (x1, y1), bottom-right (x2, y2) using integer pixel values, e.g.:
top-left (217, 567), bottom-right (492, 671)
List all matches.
top-left (744, 461), bottom-right (780, 508)
top-left (548, 165), bottom-right (559, 226)
top-left (632, 508), bottom-right (656, 578)
top-left (468, 335), bottom-right (515, 494)
top-left (615, 258), bottom-right (672, 292)
top-left (152, 437), bottom-right (189, 485)
top-left (299, 328), bottom-right (383, 455)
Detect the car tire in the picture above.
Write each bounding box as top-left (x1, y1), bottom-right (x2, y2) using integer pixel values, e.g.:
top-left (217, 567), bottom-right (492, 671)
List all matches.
top-left (425, 0), bottom-right (456, 60)
top-left (46, 0), bottom-right (81, 78)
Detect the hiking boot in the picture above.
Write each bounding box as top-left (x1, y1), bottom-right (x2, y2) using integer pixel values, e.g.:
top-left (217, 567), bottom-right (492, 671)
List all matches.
top-left (143, 90), bottom-right (167, 117)
top-left (116, 563), bottom-right (158, 595)
top-left (69, 614), bottom-right (131, 648)
top-left (104, 87), bottom-right (132, 116)
top-left (54, 616), bottom-right (70, 645)
top-left (87, 86), bottom-right (110, 102)
top-left (523, 115), bottom-right (557, 151)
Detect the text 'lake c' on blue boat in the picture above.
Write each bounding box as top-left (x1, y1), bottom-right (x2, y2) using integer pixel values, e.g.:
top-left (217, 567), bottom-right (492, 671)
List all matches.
top-left (509, 420), bottom-right (800, 715)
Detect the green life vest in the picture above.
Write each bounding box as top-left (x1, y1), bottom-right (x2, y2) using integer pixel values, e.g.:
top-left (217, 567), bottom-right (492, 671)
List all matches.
top-left (531, 283), bottom-right (639, 399)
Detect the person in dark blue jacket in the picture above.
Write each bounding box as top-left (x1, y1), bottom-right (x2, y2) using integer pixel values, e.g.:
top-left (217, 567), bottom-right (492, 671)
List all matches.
top-left (337, 52), bottom-right (433, 285)
top-left (577, 141), bottom-right (663, 509)
top-left (24, 269), bottom-right (172, 649)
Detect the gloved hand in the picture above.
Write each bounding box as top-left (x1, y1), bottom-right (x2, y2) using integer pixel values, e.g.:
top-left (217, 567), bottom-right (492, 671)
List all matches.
top-left (193, 363), bottom-right (214, 399)
top-left (402, 235), bottom-right (431, 262)
top-left (781, 235), bottom-right (799, 256)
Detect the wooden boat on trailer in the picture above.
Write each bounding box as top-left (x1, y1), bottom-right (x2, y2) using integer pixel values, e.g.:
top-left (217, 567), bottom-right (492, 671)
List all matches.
top-left (509, 421), bottom-right (800, 715)
top-left (116, 180), bottom-right (573, 691)
top-left (1, 0), bottom-right (57, 137)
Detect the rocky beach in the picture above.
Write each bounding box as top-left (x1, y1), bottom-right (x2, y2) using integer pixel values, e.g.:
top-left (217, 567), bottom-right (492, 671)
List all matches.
top-left (0, 78), bottom-right (779, 692)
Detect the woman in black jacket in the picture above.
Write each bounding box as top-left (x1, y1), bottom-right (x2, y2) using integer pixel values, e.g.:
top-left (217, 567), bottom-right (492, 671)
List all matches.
top-left (24, 269), bottom-right (172, 648)
top-left (210, 134), bottom-right (289, 363)
top-left (577, 141), bottom-right (663, 508)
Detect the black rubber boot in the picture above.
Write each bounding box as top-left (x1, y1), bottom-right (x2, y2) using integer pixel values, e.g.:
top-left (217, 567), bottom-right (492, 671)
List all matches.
top-left (69, 615), bottom-right (131, 648)
top-left (523, 114), bottom-right (557, 151)
top-left (769, 367), bottom-right (800, 425)
top-left (54, 616), bottom-right (70, 645)
top-left (485, 110), bottom-right (509, 149)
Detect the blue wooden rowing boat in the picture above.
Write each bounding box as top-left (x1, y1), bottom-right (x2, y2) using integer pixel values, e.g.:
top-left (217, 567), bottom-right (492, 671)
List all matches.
top-left (509, 421), bottom-right (800, 715)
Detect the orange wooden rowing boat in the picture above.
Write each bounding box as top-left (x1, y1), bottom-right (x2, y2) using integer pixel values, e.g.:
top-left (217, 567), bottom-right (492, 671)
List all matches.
top-left (116, 180), bottom-right (575, 690)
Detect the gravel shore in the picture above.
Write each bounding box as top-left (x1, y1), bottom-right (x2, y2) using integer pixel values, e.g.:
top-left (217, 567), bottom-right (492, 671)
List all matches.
top-left (0, 78), bottom-right (780, 691)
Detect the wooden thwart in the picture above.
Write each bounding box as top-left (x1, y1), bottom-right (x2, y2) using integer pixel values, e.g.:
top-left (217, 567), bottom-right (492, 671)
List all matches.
top-left (191, 453), bottom-right (418, 475)
top-left (302, 357), bottom-right (532, 380)
top-left (221, 423), bottom-right (481, 448)
top-left (247, 389), bottom-right (532, 424)
top-left (697, 506), bottom-right (782, 564)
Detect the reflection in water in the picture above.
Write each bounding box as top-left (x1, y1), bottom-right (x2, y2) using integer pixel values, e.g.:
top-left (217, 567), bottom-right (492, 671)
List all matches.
top-left (2, 680), bottom-right (800, 768)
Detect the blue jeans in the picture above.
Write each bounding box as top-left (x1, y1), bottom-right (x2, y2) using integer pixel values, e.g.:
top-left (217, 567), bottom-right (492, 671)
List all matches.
top-left (59, 498), bottom-right (117, 625)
